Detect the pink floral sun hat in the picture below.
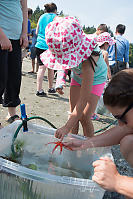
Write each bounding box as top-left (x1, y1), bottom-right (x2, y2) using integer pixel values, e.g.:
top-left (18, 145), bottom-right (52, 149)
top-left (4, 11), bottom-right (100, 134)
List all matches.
top-left (97, 32), bottom-right (116, 46)
top-left (40, 16), bottom-right (97, 70)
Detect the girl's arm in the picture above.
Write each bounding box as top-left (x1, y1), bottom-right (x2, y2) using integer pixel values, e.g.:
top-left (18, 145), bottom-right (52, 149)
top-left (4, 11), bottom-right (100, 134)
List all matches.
top-left (0, 28), bottom-right (12, 51)
top-left (20, 0), bottom-right (28, 48)
top-left (103, 51), bottom-right (112, 80)
top-left (55, 69), bottom-right (68, 95)
top-left (36, 19), bottom-right (40, 35)
top-left (36, 15), bottom-right (43, 35)
top-left (55, 58), bottom-right (96, 140)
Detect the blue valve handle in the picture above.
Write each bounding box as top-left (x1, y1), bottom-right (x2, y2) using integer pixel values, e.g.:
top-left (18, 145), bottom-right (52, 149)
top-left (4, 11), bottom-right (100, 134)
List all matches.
top-left (20, 104), bottom-right (27, 120)
top-left (20, 104), bottom-right (28, 132)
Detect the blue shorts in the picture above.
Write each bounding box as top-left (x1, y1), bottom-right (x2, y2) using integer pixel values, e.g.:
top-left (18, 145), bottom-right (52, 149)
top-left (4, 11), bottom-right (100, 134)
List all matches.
top-left (30, 47), bottom-right (36, 59)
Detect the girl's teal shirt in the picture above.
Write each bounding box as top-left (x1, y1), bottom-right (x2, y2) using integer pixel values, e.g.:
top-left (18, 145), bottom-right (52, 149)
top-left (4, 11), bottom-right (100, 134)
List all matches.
top-left (35, 13), bottom-right (56, 50)
top-left (71, 45), bottom-right (107, 85)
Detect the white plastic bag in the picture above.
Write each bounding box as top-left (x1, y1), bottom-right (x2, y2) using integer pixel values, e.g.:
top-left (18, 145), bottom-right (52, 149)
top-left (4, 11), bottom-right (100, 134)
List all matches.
top-left (95, 81), bottom-right (113, 117)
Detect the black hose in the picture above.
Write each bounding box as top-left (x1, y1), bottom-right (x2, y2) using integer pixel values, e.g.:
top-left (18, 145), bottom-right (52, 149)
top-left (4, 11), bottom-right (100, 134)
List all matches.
top-left (11, 116), bottom-right (57, 156)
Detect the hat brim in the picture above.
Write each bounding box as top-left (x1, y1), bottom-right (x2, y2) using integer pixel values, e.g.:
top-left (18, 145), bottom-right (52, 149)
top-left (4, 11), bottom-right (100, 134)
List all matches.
top-left (98, 38), bottom-right (116, 47)
top-left (40, 34), bottom-right (97, 70)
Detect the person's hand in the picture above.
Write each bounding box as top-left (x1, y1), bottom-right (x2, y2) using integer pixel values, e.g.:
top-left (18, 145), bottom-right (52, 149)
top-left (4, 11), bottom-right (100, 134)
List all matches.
top-left (20, 33), bottom-right (28, 48)
top-left (56, 86), bottom-right (65, 95)
top-left (56, 88), bottom-right (64, 95)
top-left (92, 157), bottom-right (120, 191)
top-left (63, 137), bottom-right (94, 150)
top-left (63, 137), bottom-right (84, 150)
top-left (55, 126), bottom-right (70, 141)
top-left (0, 37), bottom-right (12, 51)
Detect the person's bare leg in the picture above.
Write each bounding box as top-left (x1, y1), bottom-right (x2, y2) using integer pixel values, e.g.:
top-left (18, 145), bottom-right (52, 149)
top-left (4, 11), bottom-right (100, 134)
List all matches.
top-left (36, 60), bottom-right (39, 73)
top-left (80, 93), bottom-right (99, 137)
top-left (120, 135), bottom-right (133, 167)
top-left (37, 65), bottom-right (46, 92)
top-left (6, 107), bottom-right (18, 121)
top-left (69, 85), bottom-right (81, 134)
top-left (48, 68), bottom-right (54, 89)
top-left (31, 59), bottom-right (35, 72)
top-left (8, 107), bottom-right (16, 117)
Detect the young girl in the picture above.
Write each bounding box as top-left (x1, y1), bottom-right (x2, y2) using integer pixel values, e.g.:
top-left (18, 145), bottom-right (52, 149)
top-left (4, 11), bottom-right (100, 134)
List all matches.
top-left (97, 32), bottom-right (114, 80)
top-left (35, 3), bottom-right (57, 96)
top-left (91, 32), bottom-right (115, 120)
top-left (64, 69), bottom-right (133, 199)
top-left (40, 16), bottom-right (108, 139)
top-left (56, 32), bottom-right (115, 121)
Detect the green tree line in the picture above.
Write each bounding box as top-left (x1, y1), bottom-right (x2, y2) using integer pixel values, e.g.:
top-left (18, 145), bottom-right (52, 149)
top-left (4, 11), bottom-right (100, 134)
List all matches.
top-left (30, 6), bottom-right (133, 67)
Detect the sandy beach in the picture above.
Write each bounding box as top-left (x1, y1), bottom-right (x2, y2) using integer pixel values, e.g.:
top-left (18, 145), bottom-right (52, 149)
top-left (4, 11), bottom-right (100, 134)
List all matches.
top-left (0, 57), bottom-right (115, 132)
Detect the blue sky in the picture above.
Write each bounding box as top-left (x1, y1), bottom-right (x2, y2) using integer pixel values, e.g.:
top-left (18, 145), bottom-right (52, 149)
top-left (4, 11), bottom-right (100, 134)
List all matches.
top-left (28, 0), bottom-right (133, 43)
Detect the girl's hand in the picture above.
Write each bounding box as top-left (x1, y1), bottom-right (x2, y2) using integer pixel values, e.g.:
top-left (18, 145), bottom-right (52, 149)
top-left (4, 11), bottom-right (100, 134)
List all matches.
top-left (92, 157), bottom-right (120, 191)
top-left (55, 126), bottom-right (70, 141)
top-left (56, 88), bottom-right (64, 95)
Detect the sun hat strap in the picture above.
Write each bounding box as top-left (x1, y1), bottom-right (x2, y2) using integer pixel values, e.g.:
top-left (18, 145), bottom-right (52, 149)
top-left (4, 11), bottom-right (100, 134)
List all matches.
top-left (88, 51), bottom-right (100, 72)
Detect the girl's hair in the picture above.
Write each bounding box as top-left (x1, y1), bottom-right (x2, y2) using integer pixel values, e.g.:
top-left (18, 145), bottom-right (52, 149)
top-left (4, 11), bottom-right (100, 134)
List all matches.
top-left (44, 3), bottom-right (57, 13)
top-left (103, 69), bottom-right (133, 107)
top-left (97, 24), bottom-right (108, 32)
top-left (28, 8), bottom-right (33, 16)
top-left (99, 42), bottom-right (109, 48)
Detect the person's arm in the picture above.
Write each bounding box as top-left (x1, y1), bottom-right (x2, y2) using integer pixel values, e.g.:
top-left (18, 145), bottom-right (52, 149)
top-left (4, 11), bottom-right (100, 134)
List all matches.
top-left (20, 0), bottom-right (28, 48)
top-left (0, 28), bottom-right (12, 51)
top-left (124, 40), bottom-right (129, 64)
top-left (92, 157), bottom-right (133, 198)
top-left (64, 125), bottom-right (133, 150)
top-left (56, 69), bottom-right (68, 95)
top-left (55, 58), bottom-right (95, 140)
top-left (36, 19), bottom-right (40, 35)
top-left (102, 51), bottom-right (112, 80)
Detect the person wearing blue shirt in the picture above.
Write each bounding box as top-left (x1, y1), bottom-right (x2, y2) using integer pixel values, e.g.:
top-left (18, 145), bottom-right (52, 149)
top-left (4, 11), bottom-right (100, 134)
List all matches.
top-left (28, 29), bottom-right (39, 73)
top-left (27, 8), bottom-right (33, 48)
top-left (108, 24), bottom-right (129, 75)
top-left (35, 3), bottom-right (57, 96)
top-left (28, 19), bottom-right (31, 39)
